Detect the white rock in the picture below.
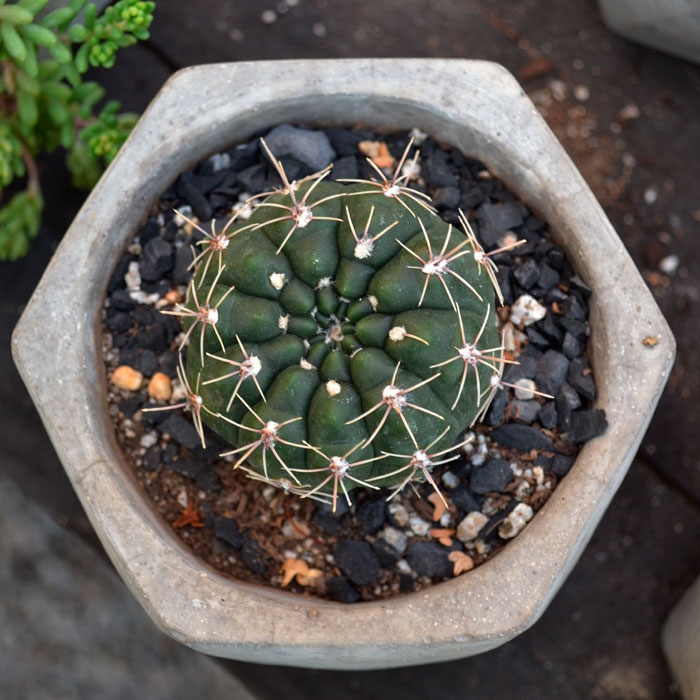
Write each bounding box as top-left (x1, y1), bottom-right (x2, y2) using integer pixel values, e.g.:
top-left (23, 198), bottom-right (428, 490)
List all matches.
top-left (409, 515), bottom-right (431, 537)
top-left (498, 503), bottom-right (534, 539)
top-left (659, 254), bottom-right (679, 275)
top-left (457, 511), bottom-right (489, 542)
top-left (510, 294), bottom-right (547, 326)
top-left (388, 502), bottom-right (409, 527)
top-left (381, 526), bottom-right (408, 554)
top-left (441, 471), bottom-right (460, 490)
top-left (139, 432), bottom-right (158, 449)
top-left (514, 378), bottom-right (537, 400)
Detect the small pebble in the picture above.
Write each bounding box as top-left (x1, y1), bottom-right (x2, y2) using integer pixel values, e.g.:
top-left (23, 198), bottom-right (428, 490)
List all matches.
top-left (510, 294), bottom-right (547, 326)
top-left (387, 502), bottom-right (409, 527)
top-left (514, 378), bottom-right (537, 400)
top-left (148, 372), bottom-right (172, 400)
top-left (498, 503), bottom-right (534, 539)
top-left (408, 515), bottom-right (431, 537)
top-left (111, 365), bottom-right (143, 391)
top-left (381, 526), bottom-right (408, 554)
top-left (456, 512), bottom-right (488, 542)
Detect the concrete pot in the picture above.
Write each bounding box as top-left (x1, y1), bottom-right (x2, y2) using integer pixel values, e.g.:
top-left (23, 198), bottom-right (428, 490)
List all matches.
top-left (663, 575), bottom-right (700, 699)
top-left (12, 59), bottom-right (675, 670)
top-left (598, 0), bottom-right (700, 65)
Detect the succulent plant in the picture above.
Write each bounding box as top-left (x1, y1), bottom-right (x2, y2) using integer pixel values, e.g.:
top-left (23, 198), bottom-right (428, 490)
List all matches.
top-left (162, 140), bottom-right (526, 511)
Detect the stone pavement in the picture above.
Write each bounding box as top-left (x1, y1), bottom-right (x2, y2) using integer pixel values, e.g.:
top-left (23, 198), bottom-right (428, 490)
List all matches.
top-left (1, 1), bottom-right (699, 698)
top-left (0, 476), bottom-right (256, 700)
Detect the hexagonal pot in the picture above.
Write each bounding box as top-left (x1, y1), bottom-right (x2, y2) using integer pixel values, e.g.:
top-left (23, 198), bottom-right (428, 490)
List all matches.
top-left (12, 59), bottom-right (674, 670)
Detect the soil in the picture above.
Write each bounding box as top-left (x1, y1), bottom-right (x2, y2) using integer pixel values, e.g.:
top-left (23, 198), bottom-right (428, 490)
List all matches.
top-left (101, 126), bottom-right (604, 603)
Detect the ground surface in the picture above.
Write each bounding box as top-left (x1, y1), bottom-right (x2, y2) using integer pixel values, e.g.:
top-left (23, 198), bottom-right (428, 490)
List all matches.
top-left (2, 0), bottom-right (699, 698)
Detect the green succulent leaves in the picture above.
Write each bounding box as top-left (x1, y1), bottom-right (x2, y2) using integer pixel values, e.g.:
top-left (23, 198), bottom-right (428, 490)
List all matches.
top-left (0, 0), bottom-right (155, 260)
top-left (178, 150), bottom-right (503, 508)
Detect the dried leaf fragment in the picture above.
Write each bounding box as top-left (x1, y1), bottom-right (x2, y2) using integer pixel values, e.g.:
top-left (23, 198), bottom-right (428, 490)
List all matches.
top-left (427, 492), bottom-right (447, 522)
top-left (280, 558), bottom-right (322, 587)
top-left (448, 550), bottom-right (475, 576)
top-left (430, 528), bottom-right (456, 547)
top-left (173, 502), bottom-right (204, 528)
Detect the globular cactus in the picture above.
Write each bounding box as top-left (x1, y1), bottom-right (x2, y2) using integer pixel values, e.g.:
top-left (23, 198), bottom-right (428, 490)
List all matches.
top-left (165, 139), bottom-right (520, 511)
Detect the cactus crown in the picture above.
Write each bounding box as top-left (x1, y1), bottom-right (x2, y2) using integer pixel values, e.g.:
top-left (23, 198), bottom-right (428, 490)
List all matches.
top-left (164, 138), bottom-right (523, 512)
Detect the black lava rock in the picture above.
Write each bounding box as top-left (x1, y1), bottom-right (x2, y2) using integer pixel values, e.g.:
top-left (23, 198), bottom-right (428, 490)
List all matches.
top-left (166, 456), bottom-right (220, 493)
top-left (172, 244), bottom-right (195, 285)
top-left (552, 454), bottom-right (576, 477)
top-left (503, 354), bottom-right (537, 383)
top-left (423, 150), bottom-right (458, 188)
top-left (323, 127), bottom-right (362, 156)
top-left (559, 318), bottom-right (588, 339)
top-left (537, 262), bottom-right (560, 290)
top-left (237, 164), bottom-right (267, 192)
top-left (562, 331), bottom-right (585, 360)
top-left (312, 509), bottom-right (343, 537)
top-left (241, 535), bottom-right (268, 576)
top-left (227, 140), bottom-right (259, 171)
top-left (469, 459), bottom-right (513, 494)
top-left (556, 383), bottom-right (582, 432)
top-left (562, 293), bottom-right (587, 321)
top-left (107, 254), bottom-right (133, 293)
top-left (214, 516), bottom-right (244, 549)
top-left (537, 314), bottom-right (564, 347)
top-left (371, 538), bottom-right (402, 567)
top-left (110, 288), bottom-right (136, 311)
top-left (158, 414), bottom-right (202, 450)
top-left (118, 396), bottom-right (143, 418)
top-left (142, 445), bottom-right (161, 471)
top-left (265, 124), bottom-right (335, 171)
top-left (568, 357), bottom-right (596, 401)
top-left (476, 202), bottom-right (524, 248)
top-left (133, 349), bottom-right (158, 376)
top-left (569, 409), bottom-right (608, 443)
top-left (328, 155), bottom-right (358, 181)
top-left (450, 485), bottom-right (482, 513)
top-left (433, 185), bottom-right (460, 210)
top-left (539, 401), bottom-right (558, 430)
top-left (484, 388), bottom-right (507, 425)
top-left (334, 540), bottom-right (380, 586)
top-left (405, 542), bottom-right (453, 578)
top-left (140, 237), bottom-right (173, 282)
top-left (490, 424), bottom-right (554, 452)
top-left (399, 573), bottom-right (416, 593)
top-left (511, 399), bottom-right (540, 424)
top-left (137, 323), bottom-right (168, 353)
top-left (162, 442), bottom-right (178, 462)
top-left (526, 326), bottom-right (552, 351)
top-left (513, 258), bottom-right (540, 290)
top-left (326, 576), bottom-right (361, 603)
top-left (357, 497), bottom-right (386, 535)
top-left (106, 310), bottom-right (132, 334)
top-left (535, 350), bottom-right (570, 396)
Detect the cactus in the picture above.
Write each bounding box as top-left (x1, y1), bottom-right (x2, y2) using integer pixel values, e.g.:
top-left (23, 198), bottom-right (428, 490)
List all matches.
top-left (164, 139), bottom-right (525, 511)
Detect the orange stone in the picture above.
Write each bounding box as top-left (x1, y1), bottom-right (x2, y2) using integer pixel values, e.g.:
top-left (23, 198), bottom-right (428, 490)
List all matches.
top-left (148, 372), bottom-right (172, 401)
top-left (111, 365), bottom-right (143, 391)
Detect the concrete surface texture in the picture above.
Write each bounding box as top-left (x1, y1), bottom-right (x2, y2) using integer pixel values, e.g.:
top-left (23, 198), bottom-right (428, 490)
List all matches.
top-left (1, 0), bottom-right (699, 696)
top-left (12, 57), bottom-right (674, 669)
top-left (0, 477), bottom-right (257, 700)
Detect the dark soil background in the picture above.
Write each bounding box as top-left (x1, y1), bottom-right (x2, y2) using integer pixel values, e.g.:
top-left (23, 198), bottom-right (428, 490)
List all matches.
top-left (2, 1), bottom-right (699, 699)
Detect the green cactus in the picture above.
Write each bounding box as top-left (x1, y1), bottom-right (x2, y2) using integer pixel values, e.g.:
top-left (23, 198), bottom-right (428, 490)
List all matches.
top-left (165, 140), bottom-right (519, 511)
